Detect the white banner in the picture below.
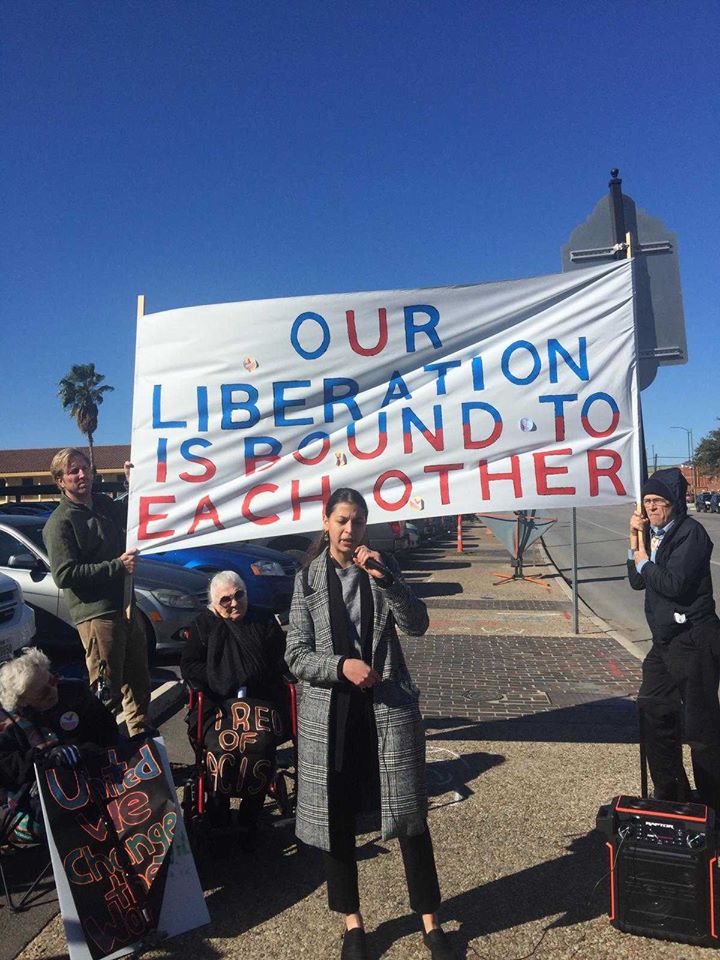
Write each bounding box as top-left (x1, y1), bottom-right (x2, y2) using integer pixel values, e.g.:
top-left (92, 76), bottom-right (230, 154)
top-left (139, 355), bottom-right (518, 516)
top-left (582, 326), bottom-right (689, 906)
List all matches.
top-left (128, 260), bottom-right (640, 552)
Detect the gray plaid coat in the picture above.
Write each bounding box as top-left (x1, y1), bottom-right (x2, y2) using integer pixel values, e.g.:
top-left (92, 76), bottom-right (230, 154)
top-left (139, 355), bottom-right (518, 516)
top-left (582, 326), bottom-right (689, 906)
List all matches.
top-left (285, 549), bottom-right (430, 852)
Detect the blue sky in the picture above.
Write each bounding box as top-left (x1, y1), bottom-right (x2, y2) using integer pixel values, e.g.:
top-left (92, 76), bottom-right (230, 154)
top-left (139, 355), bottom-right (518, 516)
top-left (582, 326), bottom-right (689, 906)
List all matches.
top-left (2, 1), bottom-right (718, 467)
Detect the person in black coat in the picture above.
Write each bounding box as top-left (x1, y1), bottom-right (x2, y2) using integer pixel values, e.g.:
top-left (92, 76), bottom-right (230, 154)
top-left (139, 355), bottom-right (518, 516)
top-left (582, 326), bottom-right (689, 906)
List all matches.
top-left (628, 468), bottom-right (720, 808)
top-left (181, 570), bottom-right (288, 829)
top-left (0, 647), bottom-right (117, 842)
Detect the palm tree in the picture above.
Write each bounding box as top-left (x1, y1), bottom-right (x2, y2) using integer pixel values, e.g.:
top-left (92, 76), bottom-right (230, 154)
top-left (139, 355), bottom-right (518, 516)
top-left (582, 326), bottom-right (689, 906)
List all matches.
top-left (57, 363), bottom-right (115, 475)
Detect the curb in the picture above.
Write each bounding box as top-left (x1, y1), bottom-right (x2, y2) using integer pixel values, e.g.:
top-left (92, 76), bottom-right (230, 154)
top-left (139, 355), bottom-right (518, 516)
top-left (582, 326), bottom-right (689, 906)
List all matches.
top-left (538, 536), bottom-right (646, 663)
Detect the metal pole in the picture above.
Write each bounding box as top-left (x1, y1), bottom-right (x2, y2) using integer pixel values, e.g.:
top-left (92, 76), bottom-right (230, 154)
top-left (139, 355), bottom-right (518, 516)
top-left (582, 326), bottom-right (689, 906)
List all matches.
top-left (571, 508), bottom-right (579, 634)
top-left (608, 168), bottom-right (627, 255)
top-left (687, 430), bottom-right (692, 491)
top-left (672, 426), bottom-right (695, 493)
top-left (690, 428), bottom-right (697, 491)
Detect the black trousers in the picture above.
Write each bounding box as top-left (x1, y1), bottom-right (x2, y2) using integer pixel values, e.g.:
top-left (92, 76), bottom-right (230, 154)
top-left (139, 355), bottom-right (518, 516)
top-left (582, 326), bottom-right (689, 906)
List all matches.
top-left (323, 692), bottom-right (440, 915)
top-left (638, 620), bottom-right (720, 809)
top-left (324, 818), bottom-right (441, 915)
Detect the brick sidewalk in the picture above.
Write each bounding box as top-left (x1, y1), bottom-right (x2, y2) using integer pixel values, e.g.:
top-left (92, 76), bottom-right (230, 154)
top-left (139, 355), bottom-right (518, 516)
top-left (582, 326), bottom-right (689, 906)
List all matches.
top-left (402, 521), bottom-right (641, 726)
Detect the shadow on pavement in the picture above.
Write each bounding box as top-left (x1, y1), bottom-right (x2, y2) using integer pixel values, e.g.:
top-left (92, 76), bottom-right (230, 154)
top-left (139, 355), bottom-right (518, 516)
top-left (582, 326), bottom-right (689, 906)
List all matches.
top-left (425, 696), bottom-right (640, 745)
top-left (404, 559), bottom-right (474, 572)
top-left (412, 583), bottom-right (464, 598)
top-left (369, 830), bottom-right (606, 958)
top-left (426, 748), bottom-right (505, 800)
top-left (195, 826), bottom-right (324, 937)
top-left (0, 846), bottom-right (58, 960)
top-left (577, 574), bottom-right (628, 585)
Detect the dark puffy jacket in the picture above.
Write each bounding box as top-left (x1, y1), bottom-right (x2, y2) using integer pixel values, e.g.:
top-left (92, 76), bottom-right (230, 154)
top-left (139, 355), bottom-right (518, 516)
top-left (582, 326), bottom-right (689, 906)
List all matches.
top-left (628, 468), bottom-right (717, 641)
top-left (0, 679), bottom-right (117, 792)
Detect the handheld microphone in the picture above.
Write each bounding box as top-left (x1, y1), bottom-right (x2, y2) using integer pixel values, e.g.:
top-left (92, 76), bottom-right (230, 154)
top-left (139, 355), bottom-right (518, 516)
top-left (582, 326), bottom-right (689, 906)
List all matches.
top-left (363, 556), bottom-right (394, 579)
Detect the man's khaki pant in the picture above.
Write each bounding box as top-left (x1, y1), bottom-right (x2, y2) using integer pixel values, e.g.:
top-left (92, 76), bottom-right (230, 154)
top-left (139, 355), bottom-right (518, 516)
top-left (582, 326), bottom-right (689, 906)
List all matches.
top-left (77, 611), bottom-right (151, 737)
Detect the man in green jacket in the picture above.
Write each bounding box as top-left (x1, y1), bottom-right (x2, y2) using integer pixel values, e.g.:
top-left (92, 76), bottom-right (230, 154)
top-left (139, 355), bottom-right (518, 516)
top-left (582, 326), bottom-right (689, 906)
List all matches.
top-left (43, 448), bottom-right (151, 737)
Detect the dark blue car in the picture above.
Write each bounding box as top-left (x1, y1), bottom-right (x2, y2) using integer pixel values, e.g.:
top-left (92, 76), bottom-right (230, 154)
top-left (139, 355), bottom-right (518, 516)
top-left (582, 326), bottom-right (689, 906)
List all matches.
top-left (152, 541), bottom-right (298, 621)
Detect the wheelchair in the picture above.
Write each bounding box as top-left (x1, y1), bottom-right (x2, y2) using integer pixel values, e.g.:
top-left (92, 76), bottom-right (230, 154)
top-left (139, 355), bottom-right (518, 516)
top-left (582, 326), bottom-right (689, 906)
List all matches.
top-left (181, 677), bottom-right (298, 850)
top-left (0, 783), bottom-right (53, 912)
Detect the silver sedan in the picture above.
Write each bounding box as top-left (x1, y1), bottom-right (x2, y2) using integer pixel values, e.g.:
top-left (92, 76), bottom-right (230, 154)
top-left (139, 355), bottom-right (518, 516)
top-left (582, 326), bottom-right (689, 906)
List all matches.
top-left (0, 514), bottom-right (209, 659)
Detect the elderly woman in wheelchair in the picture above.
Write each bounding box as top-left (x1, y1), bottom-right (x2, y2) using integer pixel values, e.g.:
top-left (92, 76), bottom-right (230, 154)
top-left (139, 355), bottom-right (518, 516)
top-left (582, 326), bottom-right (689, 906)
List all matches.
top-left (0, 648), bottom-right (117, 845)
top-left (180, 571), bottom-right (290, 838)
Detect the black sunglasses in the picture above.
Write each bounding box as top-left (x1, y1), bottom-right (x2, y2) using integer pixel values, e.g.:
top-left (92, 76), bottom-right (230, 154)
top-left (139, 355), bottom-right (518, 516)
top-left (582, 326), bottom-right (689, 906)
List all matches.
top-left (218, 589), bottom-right (246, 608)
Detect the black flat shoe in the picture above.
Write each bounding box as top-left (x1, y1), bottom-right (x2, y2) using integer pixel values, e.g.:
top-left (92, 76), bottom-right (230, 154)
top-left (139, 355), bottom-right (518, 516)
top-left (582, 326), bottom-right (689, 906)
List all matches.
top-left (423, 928), bottom-right (457, 960)
top-left (341, 927), bottom-right (368, 960)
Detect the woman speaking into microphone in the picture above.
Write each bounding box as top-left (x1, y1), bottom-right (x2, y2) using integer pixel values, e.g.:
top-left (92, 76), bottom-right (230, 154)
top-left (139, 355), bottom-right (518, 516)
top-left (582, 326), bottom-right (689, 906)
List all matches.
top-left (285, 487), bottom-right (455, 960)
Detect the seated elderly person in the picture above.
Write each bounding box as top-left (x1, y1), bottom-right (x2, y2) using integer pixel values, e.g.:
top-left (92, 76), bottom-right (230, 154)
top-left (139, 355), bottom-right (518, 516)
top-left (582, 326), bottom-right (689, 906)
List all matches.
top-left (181, 571), bottom-right (288, 831)
top-left (0, 648), bottom-right (117, 843)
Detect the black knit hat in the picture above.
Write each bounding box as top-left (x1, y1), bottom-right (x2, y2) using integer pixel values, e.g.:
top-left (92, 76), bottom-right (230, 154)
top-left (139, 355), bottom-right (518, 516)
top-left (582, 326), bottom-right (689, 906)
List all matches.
top-left (641, 475), bottom-right (675, 503)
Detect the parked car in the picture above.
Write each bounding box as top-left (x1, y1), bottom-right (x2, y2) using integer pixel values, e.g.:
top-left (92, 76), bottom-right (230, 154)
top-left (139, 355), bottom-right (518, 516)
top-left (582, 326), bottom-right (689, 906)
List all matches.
top-left (405, 523), bottom-right (420, 550)
top-left (696, 492), bottom-right (712, 513)
top-left (0, 515), bottom-right (209, 659)
top-left (0, 570), bottom-right (36, 663)
top-left (408, 518), bottom-right (435, 541)
top-left (246, 520), bottom-right (410, 558)
top-left (151, 542), bottom-right (299, 622)
top-left (0, 502), bottom-right (55, 516)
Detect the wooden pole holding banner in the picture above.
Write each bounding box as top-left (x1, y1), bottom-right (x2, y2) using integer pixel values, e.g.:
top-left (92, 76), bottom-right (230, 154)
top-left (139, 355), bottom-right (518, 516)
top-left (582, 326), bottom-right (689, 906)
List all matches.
top-left (123, 294), bottom-right (144, 622)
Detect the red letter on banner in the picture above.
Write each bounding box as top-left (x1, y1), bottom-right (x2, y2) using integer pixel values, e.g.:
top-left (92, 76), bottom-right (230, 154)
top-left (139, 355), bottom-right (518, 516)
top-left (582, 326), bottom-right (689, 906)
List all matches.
top-left (291, 476), bottom-right (331, 521)
top-left (346, 308), bottom-right (388, 356)
top-left (374, 471), bottom-right (412, 511)
top-left (242, 484), bottom-right (279, 524)
top-left (188, 496), bottom-right (223, 534)
top-left (424, 463), bottom-right (463, 504)
top-left (533, 448), bottom-right (576, 495)
top-left (587, 449), bottom-right (626, 496)
top-left (478, 457), bottom-right (522, 500)
top-left (138, 497), bottom-right (175, 540)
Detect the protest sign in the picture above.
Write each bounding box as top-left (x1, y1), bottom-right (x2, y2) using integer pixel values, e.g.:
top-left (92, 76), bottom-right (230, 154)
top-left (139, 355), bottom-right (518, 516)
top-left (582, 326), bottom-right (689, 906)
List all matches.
top-left (127, 260), bottom-right (640, 552)
top-left (201, 697), bottom-right (283, 809)
top-left (38, 737), bottom-right (208, 960)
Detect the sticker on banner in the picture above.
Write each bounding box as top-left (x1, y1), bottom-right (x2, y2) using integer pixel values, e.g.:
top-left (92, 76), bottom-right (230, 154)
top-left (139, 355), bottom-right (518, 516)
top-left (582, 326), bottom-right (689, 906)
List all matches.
top-left (243, 356), bottom-right (258, 373)
top-left (519, 417), bottom-right (536, 432)
top-left (335, 451), bottom-right (347, 467)
top-left (409, 497), bottom-right (425, 511)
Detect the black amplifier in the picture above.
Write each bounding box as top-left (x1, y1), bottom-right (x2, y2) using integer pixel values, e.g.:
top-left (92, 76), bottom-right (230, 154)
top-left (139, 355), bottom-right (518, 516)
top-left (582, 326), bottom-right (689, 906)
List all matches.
top-left (597, 795), bottom-right (720, 948)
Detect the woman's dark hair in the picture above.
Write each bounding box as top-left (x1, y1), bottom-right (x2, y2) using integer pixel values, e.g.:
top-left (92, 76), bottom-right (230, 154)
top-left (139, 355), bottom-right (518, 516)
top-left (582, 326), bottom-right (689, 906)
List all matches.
top-left (301, 487), bottom-right (369, 567)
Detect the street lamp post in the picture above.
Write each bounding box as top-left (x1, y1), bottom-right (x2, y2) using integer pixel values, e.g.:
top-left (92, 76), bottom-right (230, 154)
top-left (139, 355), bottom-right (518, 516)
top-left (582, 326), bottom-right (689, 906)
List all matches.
top-left (672, 426), bottom-right (696, 492)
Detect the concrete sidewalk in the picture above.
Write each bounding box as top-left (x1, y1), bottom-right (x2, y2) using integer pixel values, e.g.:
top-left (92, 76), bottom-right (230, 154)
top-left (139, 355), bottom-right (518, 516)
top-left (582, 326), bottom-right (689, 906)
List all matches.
top-left (19, 519), bottom-right (708, 960)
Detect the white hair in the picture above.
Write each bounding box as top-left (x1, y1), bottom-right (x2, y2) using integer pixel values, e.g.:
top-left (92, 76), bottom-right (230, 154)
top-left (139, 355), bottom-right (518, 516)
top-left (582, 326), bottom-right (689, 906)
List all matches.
top-left (208, 570), bottom-right (247, 607)
top-left (0, 647), bottom-right (51, 713)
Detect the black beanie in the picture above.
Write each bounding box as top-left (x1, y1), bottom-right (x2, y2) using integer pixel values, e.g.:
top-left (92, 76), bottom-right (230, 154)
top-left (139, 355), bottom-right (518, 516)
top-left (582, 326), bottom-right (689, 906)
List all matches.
top-left (641, 476), bottom-right (674, 503)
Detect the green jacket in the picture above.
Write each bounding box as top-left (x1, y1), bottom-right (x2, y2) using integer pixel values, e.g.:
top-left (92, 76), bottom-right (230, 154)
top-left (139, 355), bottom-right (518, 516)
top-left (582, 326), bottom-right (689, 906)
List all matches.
top-left (42, 493), bottom-right (129, 626)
